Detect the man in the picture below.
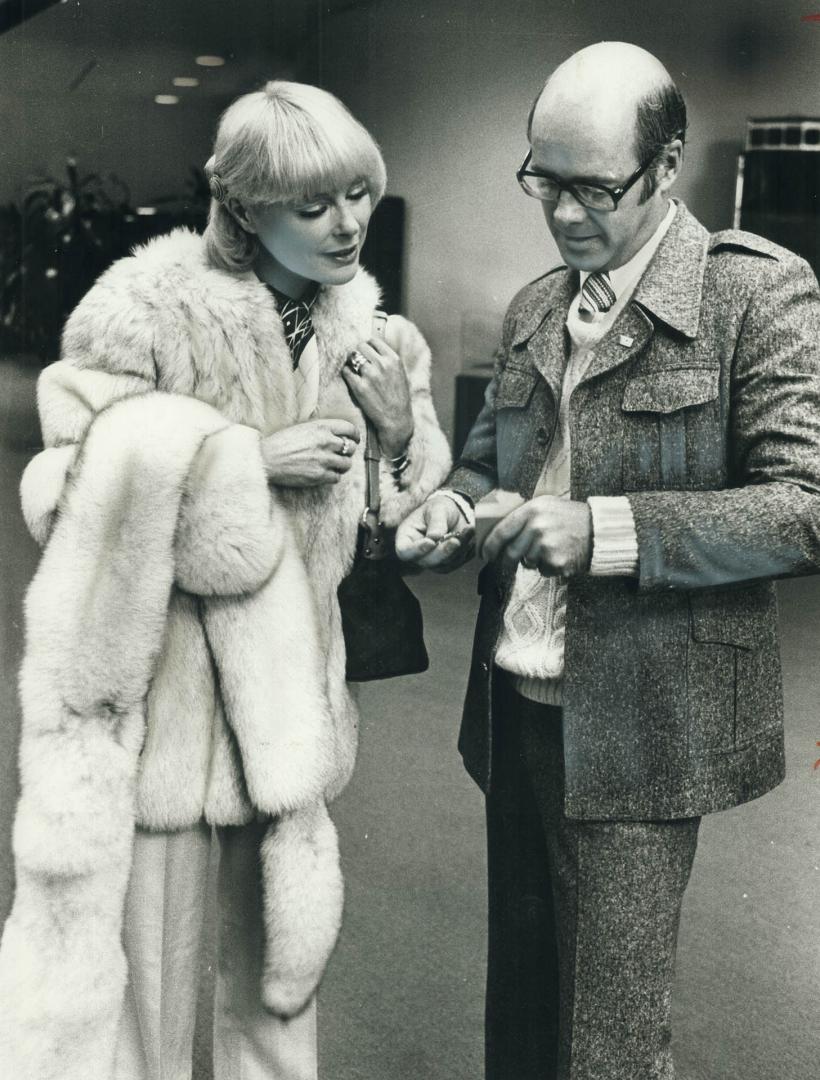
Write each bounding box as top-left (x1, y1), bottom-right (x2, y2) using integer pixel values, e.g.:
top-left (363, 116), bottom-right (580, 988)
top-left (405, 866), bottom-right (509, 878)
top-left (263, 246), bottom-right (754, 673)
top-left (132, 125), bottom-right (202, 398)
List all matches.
top-left (396, 41), bottom-right (820, 1080)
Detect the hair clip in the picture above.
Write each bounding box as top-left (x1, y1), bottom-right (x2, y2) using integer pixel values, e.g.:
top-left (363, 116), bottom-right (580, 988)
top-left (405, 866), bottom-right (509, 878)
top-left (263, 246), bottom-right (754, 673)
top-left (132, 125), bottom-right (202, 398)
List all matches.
top-left (209, 172), bottom-right (227, 203)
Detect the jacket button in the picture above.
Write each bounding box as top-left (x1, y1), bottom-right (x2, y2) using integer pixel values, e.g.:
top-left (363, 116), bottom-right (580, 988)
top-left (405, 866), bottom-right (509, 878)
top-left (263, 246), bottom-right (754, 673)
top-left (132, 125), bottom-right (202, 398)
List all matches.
top-left (536, 426), bottom-right (549, 444)
top-left (481, 661), bottom-right (490, 673)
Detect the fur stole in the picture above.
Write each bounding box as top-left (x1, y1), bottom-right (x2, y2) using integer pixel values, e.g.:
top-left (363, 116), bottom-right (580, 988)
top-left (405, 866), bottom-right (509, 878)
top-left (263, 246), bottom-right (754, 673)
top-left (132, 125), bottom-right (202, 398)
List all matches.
top-left (0, 392), bottom-right (343, 1077)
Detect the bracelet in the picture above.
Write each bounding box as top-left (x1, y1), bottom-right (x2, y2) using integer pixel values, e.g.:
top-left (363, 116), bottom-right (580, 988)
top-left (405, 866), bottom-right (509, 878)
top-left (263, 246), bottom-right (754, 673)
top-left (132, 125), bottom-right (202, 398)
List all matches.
top-left (390, 455), bottom-right (411, 485)
top-left (383, 448), bottom-right (409, 464)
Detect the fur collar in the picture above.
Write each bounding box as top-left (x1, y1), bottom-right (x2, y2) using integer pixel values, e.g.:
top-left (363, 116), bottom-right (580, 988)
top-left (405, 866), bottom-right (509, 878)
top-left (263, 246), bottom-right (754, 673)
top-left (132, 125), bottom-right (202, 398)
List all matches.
top-left (61, 227), bottom-right (382, 435)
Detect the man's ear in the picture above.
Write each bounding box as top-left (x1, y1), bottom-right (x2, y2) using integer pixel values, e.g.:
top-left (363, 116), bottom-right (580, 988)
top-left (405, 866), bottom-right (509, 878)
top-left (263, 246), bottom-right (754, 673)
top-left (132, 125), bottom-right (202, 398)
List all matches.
top-left (226, 197), bottom-right (256, 234)
top-left (656, 139), bottom-right (683, 194)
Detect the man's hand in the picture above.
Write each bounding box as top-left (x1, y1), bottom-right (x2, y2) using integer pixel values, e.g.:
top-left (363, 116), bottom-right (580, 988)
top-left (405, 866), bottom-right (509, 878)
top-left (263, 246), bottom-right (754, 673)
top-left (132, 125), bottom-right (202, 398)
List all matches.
top-left (481, 495), bottom-right (592, 576)
top-left (395, 493), bottom-right (475, 572)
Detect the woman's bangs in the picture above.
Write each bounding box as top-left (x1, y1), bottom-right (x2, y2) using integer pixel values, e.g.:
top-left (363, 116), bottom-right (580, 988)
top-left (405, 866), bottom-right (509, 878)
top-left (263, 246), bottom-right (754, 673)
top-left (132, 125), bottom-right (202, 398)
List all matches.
top-left (255, 115), bottom-right (385, 205)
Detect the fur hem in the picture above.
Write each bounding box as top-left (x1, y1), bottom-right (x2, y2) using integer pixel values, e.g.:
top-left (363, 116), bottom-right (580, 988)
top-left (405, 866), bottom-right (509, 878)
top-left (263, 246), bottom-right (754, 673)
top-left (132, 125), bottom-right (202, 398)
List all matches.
top-left (259, 803), bottom-right (344, 1017)
top-left (0, 866), bottom-right (127, 1080)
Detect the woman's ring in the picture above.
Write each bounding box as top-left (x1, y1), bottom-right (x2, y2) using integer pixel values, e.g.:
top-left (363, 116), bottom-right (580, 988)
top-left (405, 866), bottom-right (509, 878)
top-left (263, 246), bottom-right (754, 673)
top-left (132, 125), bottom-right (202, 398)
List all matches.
top-left (346, 350), bottom-right (366, 374)
top-left (338, 436), bottom-right (352, 457)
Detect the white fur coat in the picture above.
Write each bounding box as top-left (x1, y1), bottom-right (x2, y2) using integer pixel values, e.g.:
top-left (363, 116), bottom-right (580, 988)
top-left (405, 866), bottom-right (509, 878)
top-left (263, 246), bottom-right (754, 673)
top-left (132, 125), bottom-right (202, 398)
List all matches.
top-left (0, 229), bottom-right (451, 1079)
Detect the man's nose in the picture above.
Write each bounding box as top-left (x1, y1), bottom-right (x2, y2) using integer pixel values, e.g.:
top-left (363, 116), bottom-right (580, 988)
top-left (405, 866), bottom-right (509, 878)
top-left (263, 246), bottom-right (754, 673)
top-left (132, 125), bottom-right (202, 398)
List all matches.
top-left (551, 188), bottom-right (587, 226)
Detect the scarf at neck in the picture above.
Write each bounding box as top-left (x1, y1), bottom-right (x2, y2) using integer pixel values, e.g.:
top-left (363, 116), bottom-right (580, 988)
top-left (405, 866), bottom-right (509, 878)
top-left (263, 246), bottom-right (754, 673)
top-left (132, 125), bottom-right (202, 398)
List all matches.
top-left (267, 283), bottom-right (319, 369)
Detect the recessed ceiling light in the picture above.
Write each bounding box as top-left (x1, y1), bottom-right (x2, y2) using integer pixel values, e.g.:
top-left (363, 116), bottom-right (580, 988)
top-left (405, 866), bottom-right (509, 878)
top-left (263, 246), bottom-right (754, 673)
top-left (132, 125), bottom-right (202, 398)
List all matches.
top-left (173, 77), bottom-right (200, 87)
top-left (155, 95), bottom-right (179, 105)
top-left (195, 55), bottom-right (225, 67)
top-left (136, 207), bottom-right (158, 216)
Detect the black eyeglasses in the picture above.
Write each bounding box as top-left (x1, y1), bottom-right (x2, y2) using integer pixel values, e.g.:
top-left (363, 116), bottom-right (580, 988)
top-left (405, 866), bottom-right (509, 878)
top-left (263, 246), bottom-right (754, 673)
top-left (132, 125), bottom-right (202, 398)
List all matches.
top-left (516, 150), bottom-right (656, 212)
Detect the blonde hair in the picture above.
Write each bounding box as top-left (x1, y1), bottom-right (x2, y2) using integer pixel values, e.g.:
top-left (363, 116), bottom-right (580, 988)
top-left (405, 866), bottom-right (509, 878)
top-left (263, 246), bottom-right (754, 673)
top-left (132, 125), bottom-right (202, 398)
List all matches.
top-left (203, 81), bottom-right (387, 272)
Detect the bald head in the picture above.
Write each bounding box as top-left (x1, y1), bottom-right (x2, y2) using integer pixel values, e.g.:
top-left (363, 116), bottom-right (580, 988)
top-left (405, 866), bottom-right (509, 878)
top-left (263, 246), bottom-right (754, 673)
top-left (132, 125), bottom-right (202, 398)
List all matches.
top-left (534, 43), bottom-right (671, 128)
top-left (529, 41), bottom-right (685, 169)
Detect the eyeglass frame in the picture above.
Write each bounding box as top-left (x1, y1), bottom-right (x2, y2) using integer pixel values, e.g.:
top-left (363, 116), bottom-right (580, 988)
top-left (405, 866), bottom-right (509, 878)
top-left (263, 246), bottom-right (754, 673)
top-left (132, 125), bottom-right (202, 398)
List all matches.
top-left (516, 147), bottom-right (664, 212)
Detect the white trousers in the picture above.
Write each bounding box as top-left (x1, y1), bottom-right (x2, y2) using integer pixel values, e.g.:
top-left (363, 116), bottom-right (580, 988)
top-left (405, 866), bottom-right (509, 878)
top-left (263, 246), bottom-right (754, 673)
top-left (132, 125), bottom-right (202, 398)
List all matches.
top-left (114, 821), bottom-right (318, 1080)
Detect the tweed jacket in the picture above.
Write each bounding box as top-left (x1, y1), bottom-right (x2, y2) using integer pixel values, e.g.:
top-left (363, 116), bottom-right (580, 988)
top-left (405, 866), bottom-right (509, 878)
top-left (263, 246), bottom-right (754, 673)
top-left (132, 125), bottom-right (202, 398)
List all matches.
top-left (450, 202), bottom-right (820, 820)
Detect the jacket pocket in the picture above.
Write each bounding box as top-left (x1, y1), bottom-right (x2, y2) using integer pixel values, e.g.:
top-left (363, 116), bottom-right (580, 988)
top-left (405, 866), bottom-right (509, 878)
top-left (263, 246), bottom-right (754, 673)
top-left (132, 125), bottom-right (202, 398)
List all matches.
top-left (621, 367), bottom-right (721, 490)
top-left (622, 368), bottom-right (719, 414)
top-left (686, 586), bottom-right (782, 753)
top-left (494, 366), bottom-right (541, 484)
top-left (494, 365), bottom-right (539, 410)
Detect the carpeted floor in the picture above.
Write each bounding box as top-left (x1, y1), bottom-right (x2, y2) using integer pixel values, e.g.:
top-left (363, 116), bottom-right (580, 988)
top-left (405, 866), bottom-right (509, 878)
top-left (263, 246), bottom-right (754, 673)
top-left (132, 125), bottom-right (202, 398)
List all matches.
top-left (2, 358), bottom-right (819, 1079)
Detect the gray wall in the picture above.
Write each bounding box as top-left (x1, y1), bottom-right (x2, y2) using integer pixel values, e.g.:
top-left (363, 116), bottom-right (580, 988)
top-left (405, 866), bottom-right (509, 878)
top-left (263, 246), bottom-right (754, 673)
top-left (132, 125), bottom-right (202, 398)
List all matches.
top-left (320, 0), bottom-right (820, 431)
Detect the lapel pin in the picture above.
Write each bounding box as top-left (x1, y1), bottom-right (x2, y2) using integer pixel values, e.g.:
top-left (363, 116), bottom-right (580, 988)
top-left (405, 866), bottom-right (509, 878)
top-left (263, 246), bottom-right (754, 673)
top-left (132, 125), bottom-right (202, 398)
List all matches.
top-left (619, 335), bottom-right (634, 347)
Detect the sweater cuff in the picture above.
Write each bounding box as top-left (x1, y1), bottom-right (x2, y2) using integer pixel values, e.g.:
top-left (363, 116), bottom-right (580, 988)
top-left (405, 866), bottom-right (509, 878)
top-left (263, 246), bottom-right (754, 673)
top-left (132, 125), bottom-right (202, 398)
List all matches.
top-left (587, 496), bottom-right (639, 577)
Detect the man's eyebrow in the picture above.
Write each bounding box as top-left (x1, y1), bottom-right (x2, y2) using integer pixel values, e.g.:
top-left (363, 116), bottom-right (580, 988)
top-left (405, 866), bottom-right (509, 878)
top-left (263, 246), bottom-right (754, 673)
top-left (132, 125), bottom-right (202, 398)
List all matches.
top-left (526, 165), bottom-right (617, 187)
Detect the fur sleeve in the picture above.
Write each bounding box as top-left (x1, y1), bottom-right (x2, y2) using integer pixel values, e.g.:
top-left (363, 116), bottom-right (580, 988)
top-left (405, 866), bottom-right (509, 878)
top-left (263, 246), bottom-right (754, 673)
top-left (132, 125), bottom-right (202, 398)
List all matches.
top-left (175, 424), bottom-right (285, 597)
top-left (377, 315), bottom-right (452, 527)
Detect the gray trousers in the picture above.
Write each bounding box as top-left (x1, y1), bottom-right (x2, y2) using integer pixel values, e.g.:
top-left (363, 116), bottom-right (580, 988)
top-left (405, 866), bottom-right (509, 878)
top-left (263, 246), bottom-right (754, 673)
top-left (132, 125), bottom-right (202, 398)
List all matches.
top-left (486, 675), bottom-right (700, 1080)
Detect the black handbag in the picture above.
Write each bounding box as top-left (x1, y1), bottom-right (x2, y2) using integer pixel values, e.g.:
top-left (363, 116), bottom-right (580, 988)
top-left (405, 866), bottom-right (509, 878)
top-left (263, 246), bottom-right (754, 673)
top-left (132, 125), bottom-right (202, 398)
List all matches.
top-left (338, 392), bottom-right (429, 682)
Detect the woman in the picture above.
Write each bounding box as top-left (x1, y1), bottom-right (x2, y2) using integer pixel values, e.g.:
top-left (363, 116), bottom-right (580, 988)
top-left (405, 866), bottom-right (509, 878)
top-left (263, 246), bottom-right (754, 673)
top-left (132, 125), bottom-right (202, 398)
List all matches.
top-left (0, 82), bottom-right (450, 1080)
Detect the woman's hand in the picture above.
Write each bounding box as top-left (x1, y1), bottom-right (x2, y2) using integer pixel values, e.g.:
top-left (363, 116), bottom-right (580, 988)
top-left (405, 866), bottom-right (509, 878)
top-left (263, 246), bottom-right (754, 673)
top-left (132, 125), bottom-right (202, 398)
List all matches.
top-left (341, 336), bottom-right (414, 457)
top-left (261, 419), bottom-right (360, 487)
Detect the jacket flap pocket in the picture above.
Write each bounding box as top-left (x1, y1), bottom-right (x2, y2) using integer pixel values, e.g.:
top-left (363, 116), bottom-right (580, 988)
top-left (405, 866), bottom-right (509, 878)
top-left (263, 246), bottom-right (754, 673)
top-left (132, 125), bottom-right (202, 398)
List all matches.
top-left (689, 585), bottom-right (775, 650)
top-left (495, 366), bottom-right (539, 409)
top-left (690, 604), bottom-right (749, 649)
top-left (623, 368), bottom-right (718, 414)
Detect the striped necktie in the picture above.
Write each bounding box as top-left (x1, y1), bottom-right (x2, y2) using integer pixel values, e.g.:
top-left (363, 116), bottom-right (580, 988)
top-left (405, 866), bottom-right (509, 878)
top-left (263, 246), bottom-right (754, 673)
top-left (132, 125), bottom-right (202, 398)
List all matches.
top-left (578, 271), bottom-right (616, 317)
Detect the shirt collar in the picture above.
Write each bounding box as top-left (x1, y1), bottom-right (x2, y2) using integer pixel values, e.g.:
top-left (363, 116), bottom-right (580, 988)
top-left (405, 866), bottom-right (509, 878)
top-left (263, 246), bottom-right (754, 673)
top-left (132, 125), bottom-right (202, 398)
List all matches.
top-left (580, 201), bottom-right (677, 302)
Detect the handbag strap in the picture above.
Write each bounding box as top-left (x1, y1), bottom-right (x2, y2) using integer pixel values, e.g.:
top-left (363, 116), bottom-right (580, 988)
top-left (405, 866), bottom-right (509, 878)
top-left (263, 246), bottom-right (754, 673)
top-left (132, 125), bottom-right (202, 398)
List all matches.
top-left (360, 310), bottom-right (388, 559)
top-left (364, 420), bottom-right (381, 519)
top-left (361, 420), bottom-right (384, 558)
